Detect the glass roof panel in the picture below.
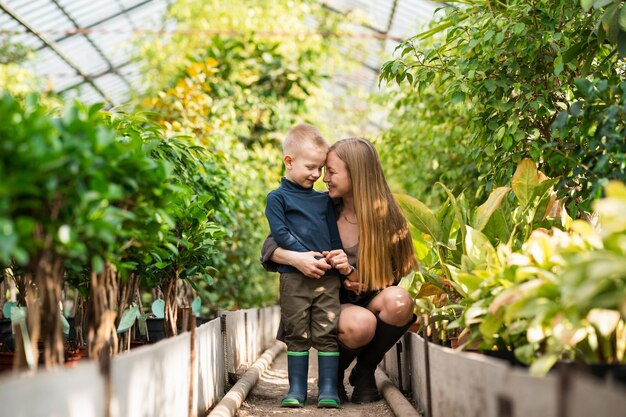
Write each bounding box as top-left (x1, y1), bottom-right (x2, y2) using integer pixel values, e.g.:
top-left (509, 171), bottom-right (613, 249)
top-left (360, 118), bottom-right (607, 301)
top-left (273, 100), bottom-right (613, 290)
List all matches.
top-left (93, 72), bottom-right (130, 104)
top-left (70, 2), bottom-right (124, 28)
top-left (1, 0), bottom-right (438, 106)
top-left (56, 35), bottom-right (110, 74)
top-left (27, 47), bottom-right (81, 91)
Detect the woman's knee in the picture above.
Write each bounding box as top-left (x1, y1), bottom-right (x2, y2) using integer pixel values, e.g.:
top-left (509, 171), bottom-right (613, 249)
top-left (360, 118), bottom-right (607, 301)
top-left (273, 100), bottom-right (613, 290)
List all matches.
top-left (338, 306), bottom-right (376, 349)
top-left (378, 287), bottom-right (414, 325)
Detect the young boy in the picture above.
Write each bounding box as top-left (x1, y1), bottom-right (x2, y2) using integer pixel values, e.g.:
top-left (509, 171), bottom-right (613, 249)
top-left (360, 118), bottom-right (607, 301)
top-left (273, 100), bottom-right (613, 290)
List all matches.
top-left (265, 123), bottom-right (342, 408)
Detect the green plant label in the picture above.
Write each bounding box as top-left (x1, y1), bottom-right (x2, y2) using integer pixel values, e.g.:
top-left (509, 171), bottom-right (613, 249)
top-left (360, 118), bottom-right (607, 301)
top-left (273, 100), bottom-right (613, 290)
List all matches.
top-left (2, 301), bottom-right (17, 319)
top-left (61, 314), bottom-right (70, 337)
top-left (152, 299), bottom-right (165, 318)
top-left (191, 297), bottom-right (201, 316)
top-left (117, 303), bottom-right (139, 334)
top-left (137, 313), bottom-right (148, 337)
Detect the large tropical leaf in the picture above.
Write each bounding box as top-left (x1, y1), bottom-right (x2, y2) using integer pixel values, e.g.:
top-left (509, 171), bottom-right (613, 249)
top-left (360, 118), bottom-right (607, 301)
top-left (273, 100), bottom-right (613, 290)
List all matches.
top-left (473, 186), bottom-right (511, 231)
top-left (464, 225), bottom-right (496, 268)
top-left (436, 199), bottom-right (456, 249)
top-left (512, 159), bottom-right (541, 206)
top-left (530, 178), bottom-right (559, 223)
top-left (482, 207), bottom-right (513, 245)
top-left (437, 182), bottom-right (467, 244)
top-left (394, 193), bottom-right (442, 241)
top-left (416, 282), bottom-right (446, 297)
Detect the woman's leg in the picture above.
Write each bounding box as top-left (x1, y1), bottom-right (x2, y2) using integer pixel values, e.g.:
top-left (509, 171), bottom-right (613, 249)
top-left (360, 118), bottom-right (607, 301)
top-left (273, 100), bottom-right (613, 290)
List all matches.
top-left (350, 287), bottom-right (416, 403)
top-left (338, 304), bottom-right (377, 348)
top-left (336, 304), bottom-right (377, 401)
top-left (366, 286), bottom-right (415, 326)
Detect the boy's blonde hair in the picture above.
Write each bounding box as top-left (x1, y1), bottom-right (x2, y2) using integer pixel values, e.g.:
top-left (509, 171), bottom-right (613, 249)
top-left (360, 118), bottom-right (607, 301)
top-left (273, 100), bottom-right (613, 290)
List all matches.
top-left (283, 123), bottom-right (328, 156)
top-left (330, 137), bottom-right (418, 291)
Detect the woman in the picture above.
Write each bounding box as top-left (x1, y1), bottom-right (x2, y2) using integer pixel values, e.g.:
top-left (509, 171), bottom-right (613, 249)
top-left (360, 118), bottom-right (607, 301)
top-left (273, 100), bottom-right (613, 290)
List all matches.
top-left (261, 137), bottom-right (418, 403)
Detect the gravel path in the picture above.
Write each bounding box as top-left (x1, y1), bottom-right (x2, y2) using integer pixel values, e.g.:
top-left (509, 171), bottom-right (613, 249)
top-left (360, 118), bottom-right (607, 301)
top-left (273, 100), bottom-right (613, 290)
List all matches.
top-left (236, 350), bottom-right (396, 417)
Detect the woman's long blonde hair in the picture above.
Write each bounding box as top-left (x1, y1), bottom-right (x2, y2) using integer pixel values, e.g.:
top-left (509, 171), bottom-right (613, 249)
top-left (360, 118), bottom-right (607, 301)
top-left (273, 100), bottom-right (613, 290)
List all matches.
top-left (330, 138), bottom-right (418, 291)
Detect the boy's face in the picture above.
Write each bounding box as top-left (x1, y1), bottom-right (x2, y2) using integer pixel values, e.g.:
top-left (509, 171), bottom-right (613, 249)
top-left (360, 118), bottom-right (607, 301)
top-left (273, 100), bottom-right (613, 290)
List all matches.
top-left (284, 145), bottom-right (328, 189)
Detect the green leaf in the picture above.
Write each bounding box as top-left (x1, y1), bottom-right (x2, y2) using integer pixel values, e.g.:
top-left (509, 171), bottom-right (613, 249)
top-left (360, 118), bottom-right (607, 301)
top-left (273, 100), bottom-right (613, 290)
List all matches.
top-left (416, 282), bottom-right (444, 297)
top-left (562, 40), bottom-right (588, 63)
top-left (514, 344), bottom-right (536, 364)
top-left (92, 256), bottom-right (104, 275)
top-left (394, 193), bottom-right (442, 241)
top-left (479, 314), bottom-right (502, 342)
top-left (436, 200), bottom-right (455, 249)
top-left (473, 187), bottom-right (511, 231)
top-left (165, 242), bottom-right (179, 255)
top-left (152, 299), bottom-right (165, 318)
top-left (464, 226), bottom-right (495, 267)
top-left (530, 179), bottom-right (559, 222)
top-left (504, 296), bottom-right (555, 322)
top-left (603, 3), bottom-right (622, 42)
top-left (529, 353), bottom-right (559, 376)
top-left (554, 55), bottom-right (564, 76)
top-left (482, 207), bottom-right (512, 243)
top-left (414, 20), bottom-right (457, 41)
top-left (574, 78), bottom-right (593, 97)
top-left (620, 4), bottom-right (626, 31)
top-left (581, 0), bottom-right (594, 11)
top-left (594, 0), bottom-right (616, 9)
top-left (512, 159), bottom-right (540, 206)
top-left (453, 272), bottom-right (485, 295)
top-left (437, 183), bottom-right (467, 244)
top-left (618, 30), bottom-right (626, 58)
top-left (451, 91), bottom-right (465, 105)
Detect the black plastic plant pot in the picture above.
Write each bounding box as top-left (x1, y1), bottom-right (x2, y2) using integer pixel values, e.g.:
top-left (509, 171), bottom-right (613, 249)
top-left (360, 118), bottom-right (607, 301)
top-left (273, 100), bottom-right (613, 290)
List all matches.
top-left (586, 363), bottom-right (626, 387)
top-left (134, 317), bottom-right (166, 343)
top-left (0, 319), bottom-right (13, 352)
top-left (194, 316), bottom-right (211, 327)
top-left (65, 317), bottom-right (77, 341)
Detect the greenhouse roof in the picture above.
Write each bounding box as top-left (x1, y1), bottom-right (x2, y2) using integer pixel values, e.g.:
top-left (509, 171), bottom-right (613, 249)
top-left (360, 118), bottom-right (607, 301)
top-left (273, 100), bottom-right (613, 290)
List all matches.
top-left (0, 0), bottom-right (442, 107)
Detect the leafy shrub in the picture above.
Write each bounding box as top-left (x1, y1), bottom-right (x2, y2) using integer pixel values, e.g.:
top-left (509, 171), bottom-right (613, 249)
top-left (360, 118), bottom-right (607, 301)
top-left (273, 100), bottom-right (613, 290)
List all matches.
top-left (380, 0), bottom-right (626, 212)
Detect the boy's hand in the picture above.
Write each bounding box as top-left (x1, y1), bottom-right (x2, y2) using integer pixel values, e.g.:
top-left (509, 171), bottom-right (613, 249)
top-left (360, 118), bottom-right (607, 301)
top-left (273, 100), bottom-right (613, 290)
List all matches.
top-left (291, 251), bottom-right (331, 279)
top-left (323, 249), bottom-right (352, 276)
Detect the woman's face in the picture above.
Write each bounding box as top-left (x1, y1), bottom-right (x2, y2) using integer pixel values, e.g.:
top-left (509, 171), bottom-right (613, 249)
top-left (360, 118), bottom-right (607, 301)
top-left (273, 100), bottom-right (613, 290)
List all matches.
top-left (324, 150), bottom-right (352, 199)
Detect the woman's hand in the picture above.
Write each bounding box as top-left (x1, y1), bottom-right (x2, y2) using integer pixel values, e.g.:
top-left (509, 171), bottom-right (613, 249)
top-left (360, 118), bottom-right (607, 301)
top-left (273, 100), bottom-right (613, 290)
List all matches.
top-left (289, 251), bottom-right (331, 279)
top-left (323, 249), bottom-right (352, 275)
top-left (342, 279), bottom-right (364, 293)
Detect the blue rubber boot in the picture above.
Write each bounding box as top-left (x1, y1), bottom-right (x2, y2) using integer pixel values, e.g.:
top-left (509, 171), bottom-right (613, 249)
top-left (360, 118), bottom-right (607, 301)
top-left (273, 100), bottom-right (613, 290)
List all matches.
top-left (317, 352), bottom-right (341, 408)
top-left (281, 352), bottom-right (309, 407)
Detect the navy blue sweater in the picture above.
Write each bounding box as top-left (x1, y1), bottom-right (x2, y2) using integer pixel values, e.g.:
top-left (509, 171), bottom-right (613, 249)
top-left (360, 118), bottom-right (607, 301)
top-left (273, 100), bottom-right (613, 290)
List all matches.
top-left (265, 177), bottom-right (342, 274)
